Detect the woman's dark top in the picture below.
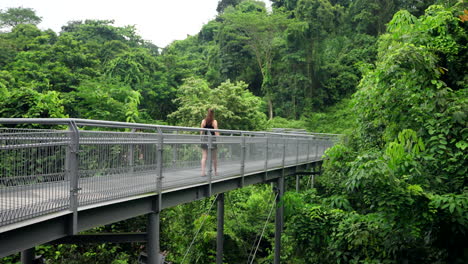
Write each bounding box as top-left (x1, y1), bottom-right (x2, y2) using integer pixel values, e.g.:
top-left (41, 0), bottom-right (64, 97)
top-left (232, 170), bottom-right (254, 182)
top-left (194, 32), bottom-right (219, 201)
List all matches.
top-left (203, 122), bottom-right (215, 135)
top-left (201, 120), bottom-right (217, 149)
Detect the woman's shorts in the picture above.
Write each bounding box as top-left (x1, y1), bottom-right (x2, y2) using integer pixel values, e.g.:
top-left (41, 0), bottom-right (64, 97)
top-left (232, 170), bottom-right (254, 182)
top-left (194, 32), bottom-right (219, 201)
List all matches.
top-left (201, 136), bottom-right (217, 150)
top-left (201, 143), bottom-right (217, 150)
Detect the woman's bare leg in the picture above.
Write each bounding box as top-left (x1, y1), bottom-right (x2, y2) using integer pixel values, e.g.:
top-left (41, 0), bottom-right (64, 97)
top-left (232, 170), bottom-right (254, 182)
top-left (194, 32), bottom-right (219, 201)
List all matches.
top-left (201, 148), bottom-right (207, 176)
top-left (212, 149), bottom-right (218, 176)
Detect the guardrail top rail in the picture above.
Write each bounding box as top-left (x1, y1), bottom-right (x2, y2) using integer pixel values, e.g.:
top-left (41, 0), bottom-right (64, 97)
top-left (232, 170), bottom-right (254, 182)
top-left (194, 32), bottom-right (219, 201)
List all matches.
top-left (0, 118), bottom-right (340, 229)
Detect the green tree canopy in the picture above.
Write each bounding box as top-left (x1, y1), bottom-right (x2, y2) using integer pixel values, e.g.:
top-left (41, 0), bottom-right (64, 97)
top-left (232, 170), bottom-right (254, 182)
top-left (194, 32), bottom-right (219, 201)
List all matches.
top-left (0, 7), bottom-right (41, 29)
top-left (220, 1), bottom-right (290, 119)
top-left (169, 77), bottom-right (267, 130)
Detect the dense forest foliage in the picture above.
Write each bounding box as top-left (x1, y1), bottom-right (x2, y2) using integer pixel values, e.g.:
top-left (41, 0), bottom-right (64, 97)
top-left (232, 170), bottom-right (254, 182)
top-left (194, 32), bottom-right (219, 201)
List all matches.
top-left (1, 0), bottom-right (467, 263)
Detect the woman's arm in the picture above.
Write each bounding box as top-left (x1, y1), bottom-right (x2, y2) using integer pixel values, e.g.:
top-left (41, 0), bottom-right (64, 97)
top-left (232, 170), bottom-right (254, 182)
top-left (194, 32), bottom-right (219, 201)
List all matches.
top-left (213, 120), bottom-right (220, 136)
top-left (200, 120), bottom-right (205, 135)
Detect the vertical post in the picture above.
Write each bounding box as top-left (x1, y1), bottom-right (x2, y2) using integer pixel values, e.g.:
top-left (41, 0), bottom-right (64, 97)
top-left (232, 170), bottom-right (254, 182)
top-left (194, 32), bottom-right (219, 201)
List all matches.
top-left (216, 193), bottom-right (225, 264)
top-left (311, 174), bottom-right (315, 189)
top-left (67, 121), bottom-right (79, 235)
top-left (129, 128), bottom-right (136, 174)
top-left (264, 135), bottom-right (269, 181)
top-left (246, 134), bottom-right (251, 163)
top-left (296, 174), bottom-right (300, 192)
top-left (148, 128), bottom-right (164, 264)
top-left (156, 128), bottom-right (164, 211)
top-left (306, 136), bottom-right (311, 174)
top-left (295, 137), bottom-right (299, 164)
top-left (229, 133), bottom-right (233, 161)
top-left (311, 163), bottom-right (317, 189)
top-left (21, 248), bottom-right (34, 264)
top-left (274, 175), bottom-right (284, 264)
top-left (207, 133), bottom-right (213, 196)
top-left (147, 212), bottom-right (160, 264)
top-left (318, 138), bottom-right (322, 158)
top-left (295, 137), bottom-right (300, 191)
top-left (315, 137), bottom-right (319, 161)
top-left (282, 136), bottom-right (286, 169)
top-left (240, 133), bottom-right (246, 187)
top-left (172, 131), bottom-right (178, 169)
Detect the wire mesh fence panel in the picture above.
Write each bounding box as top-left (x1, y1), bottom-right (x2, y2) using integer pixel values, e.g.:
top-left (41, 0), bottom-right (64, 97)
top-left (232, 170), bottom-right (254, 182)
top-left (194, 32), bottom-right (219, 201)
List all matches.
top-left (318, 138), bottom-right (327, 159)
top-left (310, 137), bottom-right (320, 161)
top-left (266, 136), bottom-right (284, 169)
top-left (285, 138), bottom-right (298, 166)
top-left (0, 128), bottom-right (69, 227)
top-left (298, 138), bottom-right (309, 163)
top-left (78, 131), bottom-right (158, 206)
top-left (211, 135), bottom-right (242, 180)
top-left (162, 134), bottom-right (204, 190)
top-left (244, 136), bottom-right (267, 174)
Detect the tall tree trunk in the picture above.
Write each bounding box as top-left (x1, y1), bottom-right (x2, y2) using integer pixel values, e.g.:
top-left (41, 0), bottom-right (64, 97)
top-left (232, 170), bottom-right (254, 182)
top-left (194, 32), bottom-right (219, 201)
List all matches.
top-left (268, 98), bottom-right (273, 120)
top-left (292, 94), bottom-right (296, 120)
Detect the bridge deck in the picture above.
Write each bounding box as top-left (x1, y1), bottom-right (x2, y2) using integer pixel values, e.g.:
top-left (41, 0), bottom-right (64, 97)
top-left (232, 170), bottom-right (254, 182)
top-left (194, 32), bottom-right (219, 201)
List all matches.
top-left (0, 155), bottom-right (320, 229)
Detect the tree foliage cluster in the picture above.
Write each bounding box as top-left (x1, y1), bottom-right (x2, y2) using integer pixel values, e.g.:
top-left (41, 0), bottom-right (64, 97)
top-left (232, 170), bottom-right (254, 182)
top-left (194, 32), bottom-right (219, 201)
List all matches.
top-left (0, 0), bottom-right (434, 125)
top-left (1, 0), bottom-right (467, 263)
top-left (282, 2), bottom-right (467, 263)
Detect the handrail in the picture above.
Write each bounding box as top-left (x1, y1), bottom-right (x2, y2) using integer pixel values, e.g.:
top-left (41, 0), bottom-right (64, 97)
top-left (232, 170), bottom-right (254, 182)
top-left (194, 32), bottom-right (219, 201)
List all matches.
top-left (0, 118), bottom-right (340, 138)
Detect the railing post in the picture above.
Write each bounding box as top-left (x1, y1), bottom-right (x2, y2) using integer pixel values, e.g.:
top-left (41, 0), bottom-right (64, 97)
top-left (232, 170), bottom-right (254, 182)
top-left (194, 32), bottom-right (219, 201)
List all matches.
top-left (240, 133), bottom-right (246, 187)
top-left (67, 121), bottom-right (79, 235)
top-left (129, 128), bottom-right (136, 174)
top-left (295, 137), bottom-right (300, 191)
top-left (172, 131), bottom-right (178, 169)
top-left (320, 137), bottom-right (325, 158)
top-left (315, 137), bottom-right (319, 160)
top-left (207, 133), bottom-right (213, 196)
top-left (307, 136), bottom-right (311, 162)
top-left (148, 128), bottom-right (164, 264)
top-left (264, 135), bottom-right (269, 181)
top-left (156, 128), bottom-right (164, 210)
top-left (296, 136), bottom-right (299, 164)
top-left (246, 134), bottom-right (251, 163)
top-left (282, 135), bottom-right (286, 169)
top-left (229, 133), bottom-right (233, 161)
top-left (318, 137), bottom-right (322, 158)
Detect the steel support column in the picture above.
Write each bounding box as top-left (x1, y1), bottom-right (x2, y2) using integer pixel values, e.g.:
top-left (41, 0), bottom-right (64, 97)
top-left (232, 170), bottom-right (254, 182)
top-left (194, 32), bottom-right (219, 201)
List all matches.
top-left (147, 212), bottom-right (160, 264)
top-left (274, 175), bottom-right (284, 264)
top-left (21, 248), bottom-right (34, 264)
top-left (296, 175), bottom-right (300, 192)
top-left (216, 193), bottom-right (225, 264)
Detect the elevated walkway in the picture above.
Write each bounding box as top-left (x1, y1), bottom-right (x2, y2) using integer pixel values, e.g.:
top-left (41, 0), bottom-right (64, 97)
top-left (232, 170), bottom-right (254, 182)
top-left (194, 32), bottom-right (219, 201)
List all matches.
top-left (0, 118), bottom-right (339, 262)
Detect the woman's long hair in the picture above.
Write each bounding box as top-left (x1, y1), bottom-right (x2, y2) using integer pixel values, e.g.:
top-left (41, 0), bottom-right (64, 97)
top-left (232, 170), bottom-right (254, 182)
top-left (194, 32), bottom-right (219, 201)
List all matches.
top-left (205, 109), bottom-right (214, 126)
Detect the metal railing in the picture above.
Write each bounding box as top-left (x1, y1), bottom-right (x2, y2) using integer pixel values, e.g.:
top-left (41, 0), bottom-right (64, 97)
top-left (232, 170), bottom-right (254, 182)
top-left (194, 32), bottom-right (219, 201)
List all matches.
top-left (0, 118), bottom-right (340, 228)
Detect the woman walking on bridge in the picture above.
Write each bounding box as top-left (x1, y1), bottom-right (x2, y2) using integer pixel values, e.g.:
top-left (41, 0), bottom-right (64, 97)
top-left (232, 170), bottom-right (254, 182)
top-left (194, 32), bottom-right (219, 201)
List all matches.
top-left (201, 108), bottom-right (219, 177)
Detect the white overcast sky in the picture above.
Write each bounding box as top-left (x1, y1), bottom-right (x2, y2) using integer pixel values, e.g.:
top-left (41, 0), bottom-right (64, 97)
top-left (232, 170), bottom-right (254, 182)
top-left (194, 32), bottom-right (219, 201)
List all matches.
top-left (0, 0), bottom-right (271, 48)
